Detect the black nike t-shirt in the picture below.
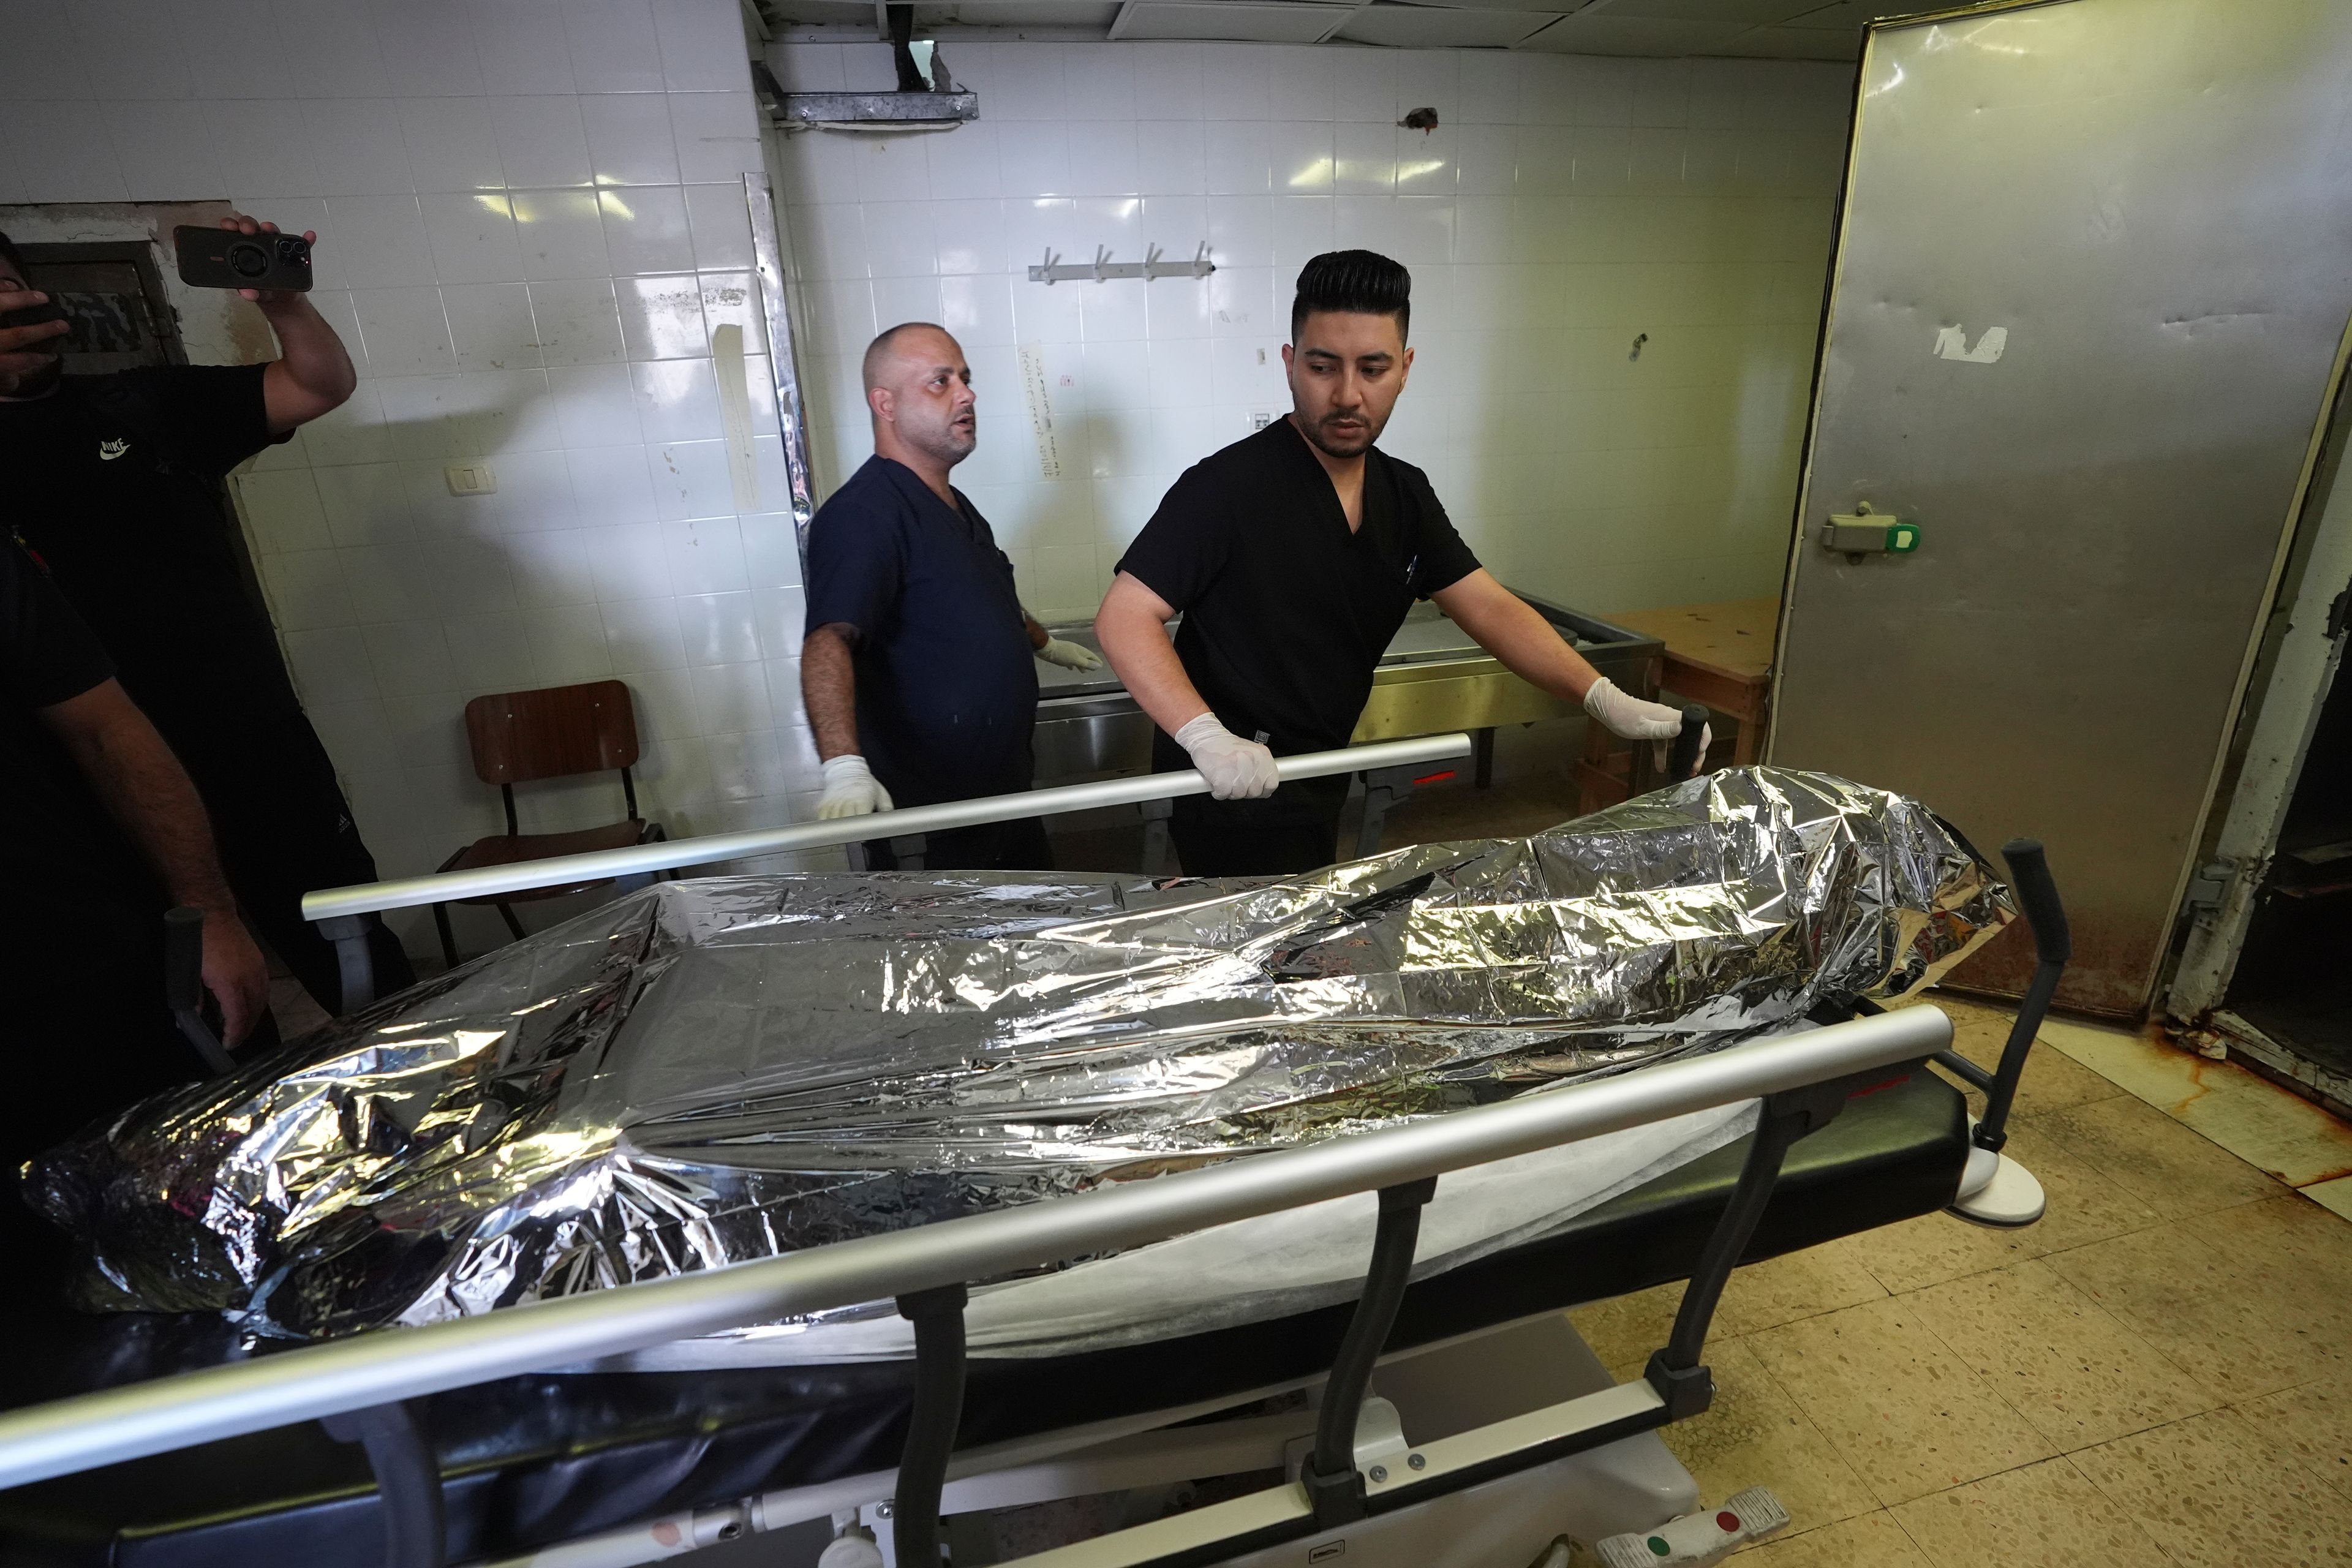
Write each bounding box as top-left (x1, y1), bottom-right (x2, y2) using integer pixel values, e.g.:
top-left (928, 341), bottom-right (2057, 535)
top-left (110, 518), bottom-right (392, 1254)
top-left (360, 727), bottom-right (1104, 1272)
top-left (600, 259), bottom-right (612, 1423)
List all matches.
top-left (1116, 418), bottom-right (1481, 753)
top-left (2, 366), bottom-right (299, 762)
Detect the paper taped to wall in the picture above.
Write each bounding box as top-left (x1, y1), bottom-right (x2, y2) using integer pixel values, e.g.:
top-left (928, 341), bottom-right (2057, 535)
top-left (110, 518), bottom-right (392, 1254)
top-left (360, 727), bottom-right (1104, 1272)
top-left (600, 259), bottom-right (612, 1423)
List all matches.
top-left (1020, 341), bottom-right (1063, 480)
top-left (712, 323), bottom-right (760, 513)
top-left (1934, 325), bottom-right (2008, 363)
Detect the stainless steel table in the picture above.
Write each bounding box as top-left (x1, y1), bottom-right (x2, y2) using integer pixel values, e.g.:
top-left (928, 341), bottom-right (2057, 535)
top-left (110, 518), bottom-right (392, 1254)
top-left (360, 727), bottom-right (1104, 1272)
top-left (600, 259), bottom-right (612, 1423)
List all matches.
top-left (1003, 590), bottom-right (1666, 869)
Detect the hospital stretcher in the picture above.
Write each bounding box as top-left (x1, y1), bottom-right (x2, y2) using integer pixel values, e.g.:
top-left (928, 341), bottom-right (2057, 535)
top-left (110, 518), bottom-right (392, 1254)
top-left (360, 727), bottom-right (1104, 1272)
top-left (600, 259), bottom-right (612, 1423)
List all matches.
top-left (0, 738), bottom-right (2070, 1568)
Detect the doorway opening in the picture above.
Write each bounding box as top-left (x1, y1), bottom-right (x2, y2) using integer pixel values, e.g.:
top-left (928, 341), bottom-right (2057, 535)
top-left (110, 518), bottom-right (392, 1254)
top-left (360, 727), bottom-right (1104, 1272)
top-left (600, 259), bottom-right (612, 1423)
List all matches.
top-left (2223, 661), bottom-right (2352, 1114)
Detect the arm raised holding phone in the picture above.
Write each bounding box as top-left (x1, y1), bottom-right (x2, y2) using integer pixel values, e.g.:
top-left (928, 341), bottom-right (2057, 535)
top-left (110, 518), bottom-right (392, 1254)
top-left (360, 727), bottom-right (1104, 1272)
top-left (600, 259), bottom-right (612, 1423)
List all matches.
top-left (0, 219), bottom-right (405, 1020)
top-left (176, 215), bottom-right (355, 432)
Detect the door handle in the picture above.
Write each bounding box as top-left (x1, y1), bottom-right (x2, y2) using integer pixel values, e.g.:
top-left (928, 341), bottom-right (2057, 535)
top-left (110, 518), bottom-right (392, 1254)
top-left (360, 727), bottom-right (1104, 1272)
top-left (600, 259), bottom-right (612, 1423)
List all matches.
top-left (1819, 514), bottom-right (1921, 557)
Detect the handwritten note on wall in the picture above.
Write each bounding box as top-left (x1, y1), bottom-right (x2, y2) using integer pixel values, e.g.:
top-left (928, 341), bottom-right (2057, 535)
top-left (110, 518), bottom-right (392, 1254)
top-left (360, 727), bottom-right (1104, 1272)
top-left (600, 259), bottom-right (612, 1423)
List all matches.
top-left (1019, 342), bottom-right (1063, 480)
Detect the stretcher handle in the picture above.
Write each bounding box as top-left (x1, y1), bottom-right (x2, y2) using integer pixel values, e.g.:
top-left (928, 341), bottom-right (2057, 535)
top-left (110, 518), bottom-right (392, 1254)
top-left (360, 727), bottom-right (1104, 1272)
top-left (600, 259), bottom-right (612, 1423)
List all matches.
top-left (164, 906), bottom-right (205, 1015)
top-left (1667, 703), bottom-right (1710, 782)
top-left (322, 1402), bottom-right (446, 1568)
top-left (2000, 839), bottom-right (2071, 968)
top-left (162, 907), bottom-right (238, 1077)
top-left (1972, 839), bottom-right (2070, 1153)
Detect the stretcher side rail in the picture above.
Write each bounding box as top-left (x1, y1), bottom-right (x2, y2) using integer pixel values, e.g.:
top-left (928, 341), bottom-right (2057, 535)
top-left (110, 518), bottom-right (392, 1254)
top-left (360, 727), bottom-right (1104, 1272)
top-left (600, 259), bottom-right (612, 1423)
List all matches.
top-left (302, 732), bottom-right (1479, 1010)
top-left (1009, 1066), bottom-right (1893, 1568)
top-left (0, 1006), bottom-right (1951, 1500)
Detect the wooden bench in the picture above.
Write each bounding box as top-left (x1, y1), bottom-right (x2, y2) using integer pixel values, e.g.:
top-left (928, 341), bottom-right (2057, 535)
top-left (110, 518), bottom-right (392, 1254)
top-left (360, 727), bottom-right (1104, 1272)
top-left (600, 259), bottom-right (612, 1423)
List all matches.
top-left (1577, 596), bottom-right (1777, 815)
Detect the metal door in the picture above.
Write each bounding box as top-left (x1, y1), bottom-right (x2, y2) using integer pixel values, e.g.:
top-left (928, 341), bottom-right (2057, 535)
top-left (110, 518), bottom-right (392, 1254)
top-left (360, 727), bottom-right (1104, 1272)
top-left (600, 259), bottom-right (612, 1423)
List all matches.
top-left (1768, 0), bottom-right (2352, 1016)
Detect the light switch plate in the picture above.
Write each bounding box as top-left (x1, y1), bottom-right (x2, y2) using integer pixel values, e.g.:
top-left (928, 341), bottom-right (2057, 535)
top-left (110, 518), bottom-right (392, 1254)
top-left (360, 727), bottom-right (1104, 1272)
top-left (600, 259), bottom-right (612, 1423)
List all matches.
top-left (446, 462), bottom-right (498, 496)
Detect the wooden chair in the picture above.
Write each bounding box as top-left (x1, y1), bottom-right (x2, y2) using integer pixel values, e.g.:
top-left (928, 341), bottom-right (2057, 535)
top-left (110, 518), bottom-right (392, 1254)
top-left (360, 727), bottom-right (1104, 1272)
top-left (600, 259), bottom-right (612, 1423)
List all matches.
top-left (432, 680), bottom-right (666, 968)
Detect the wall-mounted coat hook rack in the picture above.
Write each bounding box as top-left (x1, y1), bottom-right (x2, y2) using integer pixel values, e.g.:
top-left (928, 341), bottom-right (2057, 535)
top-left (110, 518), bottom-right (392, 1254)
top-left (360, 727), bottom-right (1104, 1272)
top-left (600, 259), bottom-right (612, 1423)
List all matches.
top-left (1028, 242), bottom-right (1216, 285)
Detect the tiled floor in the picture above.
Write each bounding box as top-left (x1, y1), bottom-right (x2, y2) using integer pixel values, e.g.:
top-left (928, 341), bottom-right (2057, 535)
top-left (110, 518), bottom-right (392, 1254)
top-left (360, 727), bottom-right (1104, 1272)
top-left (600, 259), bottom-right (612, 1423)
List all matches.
top-left (1380, 761), bottom-right (2352, 1561)
top-left (1376, 764), bottom-right (2352, 1561)
top-left (1570, 995), bottom-right (2352, 1566)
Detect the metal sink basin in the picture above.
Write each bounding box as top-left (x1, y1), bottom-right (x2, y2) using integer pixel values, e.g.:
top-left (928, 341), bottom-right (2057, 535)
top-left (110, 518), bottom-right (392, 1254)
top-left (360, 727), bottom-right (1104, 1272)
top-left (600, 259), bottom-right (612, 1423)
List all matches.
top-left (1030, 590), bottom-right (1664, 786)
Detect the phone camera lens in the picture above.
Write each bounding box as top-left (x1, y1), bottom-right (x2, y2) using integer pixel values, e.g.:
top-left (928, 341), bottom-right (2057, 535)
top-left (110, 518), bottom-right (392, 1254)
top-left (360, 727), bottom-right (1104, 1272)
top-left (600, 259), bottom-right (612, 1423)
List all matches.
top-left (275, 237), bottom-right (304, 262)
top-left (228, 241), bottom-right (271, 279)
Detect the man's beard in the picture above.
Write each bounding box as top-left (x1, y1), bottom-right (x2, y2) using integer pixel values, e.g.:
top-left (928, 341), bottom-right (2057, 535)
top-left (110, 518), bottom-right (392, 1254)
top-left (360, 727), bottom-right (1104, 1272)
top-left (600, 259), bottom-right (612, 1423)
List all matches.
top-left (1295, 405), bottom-right (1381, 460)
top-left (913, 418), bottom-right (976, 466)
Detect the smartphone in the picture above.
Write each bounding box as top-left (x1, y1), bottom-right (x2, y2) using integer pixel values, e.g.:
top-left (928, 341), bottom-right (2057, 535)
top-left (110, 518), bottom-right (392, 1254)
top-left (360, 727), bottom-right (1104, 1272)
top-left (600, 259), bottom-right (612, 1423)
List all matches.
top-left (174, 225), bottom-right (312, 293)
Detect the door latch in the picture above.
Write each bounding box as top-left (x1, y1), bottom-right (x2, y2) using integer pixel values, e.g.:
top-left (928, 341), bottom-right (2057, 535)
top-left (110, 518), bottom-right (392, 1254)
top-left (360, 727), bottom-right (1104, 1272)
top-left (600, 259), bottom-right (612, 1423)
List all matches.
top-left (1819, 511), bottom-right (1921, 558)
top-left (2183, 858), bottom-right (2238, 914)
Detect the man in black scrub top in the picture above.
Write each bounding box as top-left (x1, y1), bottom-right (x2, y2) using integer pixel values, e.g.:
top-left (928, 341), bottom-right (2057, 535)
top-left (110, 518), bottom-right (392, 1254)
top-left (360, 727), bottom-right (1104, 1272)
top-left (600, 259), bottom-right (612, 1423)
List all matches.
top-left (1097, 251), bottom-right (1703, 876)
top-left (2, 536), bottom-right (268, 1259)
top-left (0, 220), bottom-right (414, 1016)
top-left (801, 322), bottom-right (1101, 870)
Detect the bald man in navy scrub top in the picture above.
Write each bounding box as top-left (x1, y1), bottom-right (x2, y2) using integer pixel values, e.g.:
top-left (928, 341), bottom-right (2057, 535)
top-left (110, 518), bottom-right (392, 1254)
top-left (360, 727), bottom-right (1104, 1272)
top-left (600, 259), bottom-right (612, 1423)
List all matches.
top-left (799, 323), bottom-right (1101, 870)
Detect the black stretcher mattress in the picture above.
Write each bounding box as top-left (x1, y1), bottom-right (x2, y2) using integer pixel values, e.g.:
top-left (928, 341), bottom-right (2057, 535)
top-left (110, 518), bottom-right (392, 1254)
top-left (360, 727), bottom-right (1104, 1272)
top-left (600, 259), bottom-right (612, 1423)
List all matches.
top-left (0, 1067), bottom-right (1967, 1567)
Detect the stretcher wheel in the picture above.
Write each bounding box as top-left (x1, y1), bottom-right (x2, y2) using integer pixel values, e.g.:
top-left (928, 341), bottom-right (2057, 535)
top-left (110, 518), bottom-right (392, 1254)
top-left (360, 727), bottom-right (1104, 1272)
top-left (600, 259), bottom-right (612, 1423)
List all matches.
top-left (1947, 1147), bottom-right (2048, 1227)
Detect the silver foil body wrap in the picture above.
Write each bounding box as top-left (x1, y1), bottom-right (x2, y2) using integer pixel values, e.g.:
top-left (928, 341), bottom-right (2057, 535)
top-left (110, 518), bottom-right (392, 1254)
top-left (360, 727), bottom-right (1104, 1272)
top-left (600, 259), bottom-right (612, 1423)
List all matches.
top-left (28, 768), bottom-right (2012, 1351)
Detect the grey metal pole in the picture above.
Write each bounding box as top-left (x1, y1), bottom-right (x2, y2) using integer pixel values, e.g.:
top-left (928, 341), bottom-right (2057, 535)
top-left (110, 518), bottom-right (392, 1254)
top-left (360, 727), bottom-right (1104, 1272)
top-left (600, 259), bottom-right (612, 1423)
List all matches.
top-left (744, 170), bottom-right (815, 557)
top-left (315, 914), bottom-right (378, 1013)
top-left (0, 1005), bottom-right (1948, 1490)
top-left (300, 733), bottom-right (1475, 924)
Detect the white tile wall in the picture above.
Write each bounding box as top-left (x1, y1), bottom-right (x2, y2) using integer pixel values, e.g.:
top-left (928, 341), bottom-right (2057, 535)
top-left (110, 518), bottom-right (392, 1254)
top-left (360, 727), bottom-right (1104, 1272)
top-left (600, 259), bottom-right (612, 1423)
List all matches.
top-left (0, 9), bottom-right (1852, 962)
top-left (0, 0), bottom-right (827, 957)
top-left (768, 40), bottom-right (1850, 623)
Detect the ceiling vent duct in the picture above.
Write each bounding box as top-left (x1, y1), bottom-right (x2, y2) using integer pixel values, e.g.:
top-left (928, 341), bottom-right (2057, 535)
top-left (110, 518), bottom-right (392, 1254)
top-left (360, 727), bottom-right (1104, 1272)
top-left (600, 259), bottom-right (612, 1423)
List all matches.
top-left (760, 5), bottom-right (979, 132)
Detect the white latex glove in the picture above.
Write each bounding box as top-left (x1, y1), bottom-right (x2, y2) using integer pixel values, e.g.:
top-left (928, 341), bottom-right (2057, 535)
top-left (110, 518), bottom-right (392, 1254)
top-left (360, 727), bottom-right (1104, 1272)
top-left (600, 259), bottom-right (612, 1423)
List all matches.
top-left (816, 754), bottom-right (894, 819)
top-left (1174, 712), bottom-right (1280, 801)
top-left (1035, 636), bottom-right (1102, 671)
top-left (1583, 677), bottom-right (1712, 777)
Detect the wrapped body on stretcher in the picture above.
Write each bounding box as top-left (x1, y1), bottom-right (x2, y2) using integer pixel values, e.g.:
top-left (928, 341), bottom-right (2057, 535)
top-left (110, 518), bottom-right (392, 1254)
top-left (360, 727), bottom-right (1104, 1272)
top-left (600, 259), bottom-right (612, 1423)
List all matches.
top-left (0, 767), bottom-right (2065, 1568)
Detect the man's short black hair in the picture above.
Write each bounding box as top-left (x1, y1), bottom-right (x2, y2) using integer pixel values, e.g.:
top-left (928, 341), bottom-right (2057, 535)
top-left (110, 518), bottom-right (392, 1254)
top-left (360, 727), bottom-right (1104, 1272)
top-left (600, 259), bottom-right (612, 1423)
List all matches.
top-left (0, 231), bottom-right (28, 282)
top-left (1290, 250), bottom-right (1411, 345)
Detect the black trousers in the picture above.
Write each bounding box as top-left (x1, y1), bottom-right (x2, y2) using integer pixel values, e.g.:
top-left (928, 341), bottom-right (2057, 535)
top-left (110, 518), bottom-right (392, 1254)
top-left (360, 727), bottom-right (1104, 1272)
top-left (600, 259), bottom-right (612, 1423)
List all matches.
top-left (178, 714), bottom-right (415, 1012)
top-left (1162, 744), bottom-right (1350, 876)
top-left (864, 813), bottom-right (1054, 873)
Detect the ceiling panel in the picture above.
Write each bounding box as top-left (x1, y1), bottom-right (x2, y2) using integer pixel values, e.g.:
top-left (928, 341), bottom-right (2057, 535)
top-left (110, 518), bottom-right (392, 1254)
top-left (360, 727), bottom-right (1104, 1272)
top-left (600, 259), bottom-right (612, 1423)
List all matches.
top-left (928, 0), bottom-right (1123, 21)
top-left (1336, 3), bottom-right (1562, 47)
top-left (1780, 0), bottom-right (1925, 26)
top-left (1514, 12), bottom-right (1746, 51)
top-left (1371, 0), bottom-right (1593, 13)
top-left (764, 0), bottom-right (1884, 55)
top-left (1114, 0), bottom-right (1354, 40)
top-left (1583, 0), bottom-right (1823, 21)
top-left (1711, 21), bottom-right (1866, 56)
top-left (763, 0), bottom-right (873, 27)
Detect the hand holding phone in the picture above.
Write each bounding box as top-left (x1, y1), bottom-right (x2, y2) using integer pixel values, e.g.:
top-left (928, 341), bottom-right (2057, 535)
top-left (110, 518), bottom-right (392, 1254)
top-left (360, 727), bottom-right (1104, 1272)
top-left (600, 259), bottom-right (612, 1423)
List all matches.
top-left (175, 216), bottom-right (314, 298)
top-left (0, 285), bottom-right (69, 395)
